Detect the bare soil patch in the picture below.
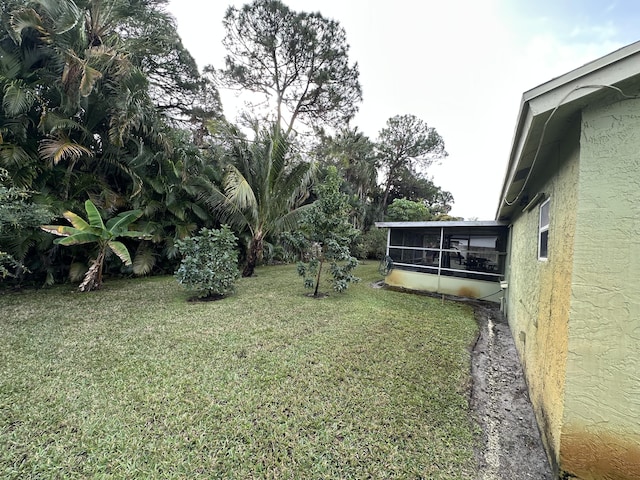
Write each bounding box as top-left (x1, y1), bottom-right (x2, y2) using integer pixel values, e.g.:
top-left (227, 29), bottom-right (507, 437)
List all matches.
top-left (470, 302), bottom-right (554, 479)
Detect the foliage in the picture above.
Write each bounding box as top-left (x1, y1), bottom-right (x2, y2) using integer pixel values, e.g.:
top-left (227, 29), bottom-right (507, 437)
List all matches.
top-left (0, 0), bottom-right (222, 282)
top-left (271, 230), bottom-right (310, 263)
top-left (376, 114), bottom-right (448, 215)
top-left (297, 167), bottom-right (359, 296)
top-left (199, 124), bottom-right (314, 277)
top-left (0, 169), bottom-right (51, 278)
top-left (314, 127), bottom-right (379, 230)
top-left (41, 200), bottom-right (147, 292)
top-left (174, 226), bottom-right (240, 299)
top-left (220, 0), bottom-right (361, 136)
top-left (386, 198), bottom-right (433, 222)
top-left (0, 263), bottom-right (479, 478)
top-left (352, 227), bottom-right (388, 260)
top-left (387, 170), bottom-right (454, 216)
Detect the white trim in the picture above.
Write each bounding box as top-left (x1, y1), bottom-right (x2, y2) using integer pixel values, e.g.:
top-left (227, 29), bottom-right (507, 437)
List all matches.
top-left (538, 197), bottom-right (551, 260)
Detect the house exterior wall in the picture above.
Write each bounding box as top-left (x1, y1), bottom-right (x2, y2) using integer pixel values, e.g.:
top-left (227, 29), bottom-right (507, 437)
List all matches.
top-left (558, 98), bottom-right (640, 479)
top-left (505, 122), bottom-right (580, 472)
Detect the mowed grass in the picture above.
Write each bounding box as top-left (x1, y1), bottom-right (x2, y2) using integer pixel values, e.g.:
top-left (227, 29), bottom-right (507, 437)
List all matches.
top-left (0, 262), bottom-right (479, 479)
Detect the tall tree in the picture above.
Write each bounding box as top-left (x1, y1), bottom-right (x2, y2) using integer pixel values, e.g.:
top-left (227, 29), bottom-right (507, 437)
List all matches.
top-left (220, 0), bottom-right (361, 136)
top-left (314, 127), bottom-right (378, 230)
top-left (388, 168), bottom-right (454, 216)
top-left (376, 114), bottom-right (447, 215)
top-left (199, 124), bottom-right (314, 277)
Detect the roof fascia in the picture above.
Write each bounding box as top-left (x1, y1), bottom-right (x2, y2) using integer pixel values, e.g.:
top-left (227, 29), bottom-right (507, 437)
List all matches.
top-left (375, 221), bottom-right (509, 228)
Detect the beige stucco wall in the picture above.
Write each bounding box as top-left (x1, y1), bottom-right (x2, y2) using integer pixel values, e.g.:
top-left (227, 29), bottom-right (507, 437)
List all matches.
top-left (505, 121), bottom-right (580, 472)
top-left (558, 98), bottom-right (640, 479)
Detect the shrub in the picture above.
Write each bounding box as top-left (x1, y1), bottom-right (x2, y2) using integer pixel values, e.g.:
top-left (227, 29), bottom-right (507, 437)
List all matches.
top-left (175, 226), bottom-right (240, 299)
top-left (352, 228), bottom-right (388, 260)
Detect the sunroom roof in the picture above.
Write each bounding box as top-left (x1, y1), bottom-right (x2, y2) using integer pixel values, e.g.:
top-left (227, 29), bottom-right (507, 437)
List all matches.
top-left (375, 220), bottom-right (508, 228)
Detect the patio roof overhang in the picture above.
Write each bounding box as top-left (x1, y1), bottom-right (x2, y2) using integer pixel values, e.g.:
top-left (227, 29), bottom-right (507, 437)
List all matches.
top-left (495, 40), bottom-right (640, 221)
top-left (375, 220), bottom-right (508, 229)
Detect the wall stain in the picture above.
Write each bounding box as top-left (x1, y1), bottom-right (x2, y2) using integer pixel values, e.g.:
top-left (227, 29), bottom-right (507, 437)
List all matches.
top-left (560, 429), bottom-right (640, 480)
top-left (457, 286), bottom-right (478, 298)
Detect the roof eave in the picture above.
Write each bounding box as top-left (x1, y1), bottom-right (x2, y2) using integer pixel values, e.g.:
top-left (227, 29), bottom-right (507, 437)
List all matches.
top-left (495, 40), bottom-right (640, 221)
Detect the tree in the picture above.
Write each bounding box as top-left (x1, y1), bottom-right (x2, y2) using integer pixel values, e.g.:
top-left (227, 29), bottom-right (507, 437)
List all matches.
top-left (175, 226), bottom-right (240, 299)
top-left (41, 200), bottom-right (148, 292)
top-left (297, 167), bottom-right (359, 297)
top-left (376, 114), bottom-right (447, 215)
top-left (199, 124), bottom-right (314, 277)
top-left (220, 0), bottom-right (361, 136)
top-left (386, 169), bottom-right (454, 217)
top-left (385, 198), bottom-right (433, 222)
top-left (314, 127), bottom-right (378, 230)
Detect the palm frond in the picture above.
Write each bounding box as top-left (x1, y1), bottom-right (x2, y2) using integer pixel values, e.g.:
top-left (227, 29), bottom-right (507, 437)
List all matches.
top-left (79, 64), bottom-right (103, 97)
top-left (68, 262), bottom-right (88, 283)
top-left (132, 245), bottom-right (155, 275)
top-left (9, 8), bottom-right (48, 44)
top-left (0, 50), bottom-right (22, 81)
top-left (33, 0), bottom-right (81, 35)
top-left (0, 145), bottom-right (34, 170)
top-left (38, 136), bottom-right (92, 165)
top-left (271, 203), bottom-right (315, 235)
top-left (2, 80), bottom-right (36, 116)
top-left (38, 111), bottom-right (88, 134)
top-left (224, 165), bottom-right (258, 214)
top-left (197, 182), bottom-right (249, 232)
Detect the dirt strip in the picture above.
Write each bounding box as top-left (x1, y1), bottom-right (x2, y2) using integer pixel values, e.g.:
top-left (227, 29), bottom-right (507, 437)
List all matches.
top-left (470, 303), bottom-right (554, 480)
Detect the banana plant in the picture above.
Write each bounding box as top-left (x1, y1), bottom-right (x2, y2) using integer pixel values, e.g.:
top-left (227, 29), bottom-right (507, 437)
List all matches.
top-left (41, 200), bottom-right (148, 291)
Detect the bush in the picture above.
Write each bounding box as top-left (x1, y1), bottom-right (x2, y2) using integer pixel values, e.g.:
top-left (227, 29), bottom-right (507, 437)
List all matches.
top-left (175, 226), bottom-right (240, 299)
top-left (352, 228), bottom-right (388, 260)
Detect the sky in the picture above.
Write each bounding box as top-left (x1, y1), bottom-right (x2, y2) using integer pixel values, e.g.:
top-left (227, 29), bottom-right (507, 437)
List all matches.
top-left (166, 0), bottom-right (640, 220)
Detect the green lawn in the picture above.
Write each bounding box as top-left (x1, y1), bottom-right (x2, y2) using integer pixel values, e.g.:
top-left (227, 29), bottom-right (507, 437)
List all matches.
top-left (0, 262), bottom-right (479, 479)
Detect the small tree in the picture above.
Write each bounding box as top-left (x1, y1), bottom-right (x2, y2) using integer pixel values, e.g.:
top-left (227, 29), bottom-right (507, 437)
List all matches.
top-left (175, 226), bottom-right (240, 299)
top-left (41, 200), bottom-right (147, 291)
top-left (297, 167), bottom-right (359, 296)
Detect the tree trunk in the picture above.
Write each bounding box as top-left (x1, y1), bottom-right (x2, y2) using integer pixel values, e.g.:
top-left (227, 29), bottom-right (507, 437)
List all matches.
top-left (380, 181), bottom-right (392, 220)
top-left (79, 248), bottom-right (105, 292)
top-left (242, 236), bottom-right (263, 277)
top-left (313, 259), bottom-right (324, 297)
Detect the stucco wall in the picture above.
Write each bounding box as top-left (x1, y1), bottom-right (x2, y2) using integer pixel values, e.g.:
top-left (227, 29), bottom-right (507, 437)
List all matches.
top-left (559, 98), bottom-right (640, 479)
top-left (505, 121), bottom-right (580, 471)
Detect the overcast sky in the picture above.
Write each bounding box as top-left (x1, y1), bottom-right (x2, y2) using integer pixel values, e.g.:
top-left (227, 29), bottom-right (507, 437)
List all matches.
top-left (166, 0), bottom-right (640, 219)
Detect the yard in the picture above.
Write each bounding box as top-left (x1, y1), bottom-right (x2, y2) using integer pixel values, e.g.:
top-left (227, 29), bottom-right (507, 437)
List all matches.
top-left (0, 262), bottom-right (480, 478)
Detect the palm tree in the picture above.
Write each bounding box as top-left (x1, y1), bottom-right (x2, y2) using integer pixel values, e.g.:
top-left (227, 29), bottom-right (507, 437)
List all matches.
top-left (199, 124), bottom-right (314, 277)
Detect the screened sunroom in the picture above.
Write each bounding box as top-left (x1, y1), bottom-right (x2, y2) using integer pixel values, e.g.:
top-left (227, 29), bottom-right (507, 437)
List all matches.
top-left (375, 221), bottom-right (509, 303)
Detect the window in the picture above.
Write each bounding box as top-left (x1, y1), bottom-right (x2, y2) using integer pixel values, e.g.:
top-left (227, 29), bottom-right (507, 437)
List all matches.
top-left (538, 198), bottom-right (550, 260)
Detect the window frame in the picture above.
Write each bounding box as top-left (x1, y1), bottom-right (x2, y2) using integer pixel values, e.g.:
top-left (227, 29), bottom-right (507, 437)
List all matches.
top-left (538, 197), bottom-right (550, 260)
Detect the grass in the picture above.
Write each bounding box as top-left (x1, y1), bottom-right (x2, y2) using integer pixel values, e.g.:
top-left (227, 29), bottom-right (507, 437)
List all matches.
top-left (0, 262), bottom-right (479, 479)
